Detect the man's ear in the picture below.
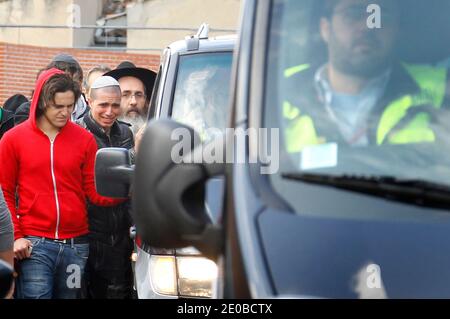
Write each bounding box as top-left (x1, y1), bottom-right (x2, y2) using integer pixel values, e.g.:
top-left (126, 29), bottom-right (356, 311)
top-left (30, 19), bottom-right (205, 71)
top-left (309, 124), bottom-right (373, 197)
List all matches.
top-left (320, 17), bottom-right (330, 43)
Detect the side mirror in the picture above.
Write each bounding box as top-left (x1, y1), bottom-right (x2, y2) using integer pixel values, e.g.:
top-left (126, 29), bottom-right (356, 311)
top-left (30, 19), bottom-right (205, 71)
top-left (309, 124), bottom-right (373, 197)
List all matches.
top-left (95, 148), bottom-right (133, 198)
top-left (0, 260), bottom-right (13, 299)
top-left (133, 119), bottom-right (225, 259)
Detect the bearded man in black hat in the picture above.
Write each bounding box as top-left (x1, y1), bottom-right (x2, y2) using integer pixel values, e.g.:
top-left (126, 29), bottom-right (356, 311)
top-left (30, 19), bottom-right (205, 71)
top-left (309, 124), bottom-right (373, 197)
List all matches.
top-left (105, 61), bottom-right (156, 134)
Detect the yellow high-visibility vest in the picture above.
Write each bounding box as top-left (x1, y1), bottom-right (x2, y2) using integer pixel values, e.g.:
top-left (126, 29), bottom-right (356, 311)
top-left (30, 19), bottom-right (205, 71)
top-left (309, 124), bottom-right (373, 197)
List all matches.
top-left (282, 63), bottom-right (447, 153)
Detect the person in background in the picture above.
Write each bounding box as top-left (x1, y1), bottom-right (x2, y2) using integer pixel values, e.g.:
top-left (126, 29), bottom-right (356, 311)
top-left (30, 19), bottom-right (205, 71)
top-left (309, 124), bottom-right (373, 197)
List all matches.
top-left (105, 61), bottom-right (156, 135)
top-left (83, 65), bottom-right (112, 97)
top-left (2, 94), bottom-right (28, 114)
top-left (0, 187), bottom-right (14, 298)
top-left (46, 54), bottom-right (90, 121)
top-left (0, 187), bottom-right (13, 267)
top-left (0, 95), bottom-right (21, 139)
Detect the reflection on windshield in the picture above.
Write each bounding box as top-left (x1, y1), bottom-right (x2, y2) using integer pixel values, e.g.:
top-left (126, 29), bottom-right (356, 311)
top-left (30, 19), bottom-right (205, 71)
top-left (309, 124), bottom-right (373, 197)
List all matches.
top-left (266, 0), bottom-right (450, 187)
top-left (172, 52), bottom-right (233, 143)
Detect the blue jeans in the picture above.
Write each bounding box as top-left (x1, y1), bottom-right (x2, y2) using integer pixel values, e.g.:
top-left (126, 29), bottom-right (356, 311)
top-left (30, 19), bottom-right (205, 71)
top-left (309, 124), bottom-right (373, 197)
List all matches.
top-left (16, 236), bottom-right (89, 299)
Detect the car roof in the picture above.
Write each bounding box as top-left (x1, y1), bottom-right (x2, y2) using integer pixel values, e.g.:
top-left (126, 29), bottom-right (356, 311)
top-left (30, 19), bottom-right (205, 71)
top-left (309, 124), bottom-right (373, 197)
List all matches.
top-left (166, 34), bottom-right (236, 55)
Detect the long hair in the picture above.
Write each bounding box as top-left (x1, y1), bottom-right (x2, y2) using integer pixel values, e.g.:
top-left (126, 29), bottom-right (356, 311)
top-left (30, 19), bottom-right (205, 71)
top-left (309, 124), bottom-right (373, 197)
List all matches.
top-left (36, 73), bottom-right (82, 117)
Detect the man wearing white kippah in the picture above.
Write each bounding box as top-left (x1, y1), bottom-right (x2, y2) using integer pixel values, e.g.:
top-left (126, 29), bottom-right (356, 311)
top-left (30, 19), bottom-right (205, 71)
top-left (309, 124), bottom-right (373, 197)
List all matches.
top-left (76, 76), bottom-right (135, 299)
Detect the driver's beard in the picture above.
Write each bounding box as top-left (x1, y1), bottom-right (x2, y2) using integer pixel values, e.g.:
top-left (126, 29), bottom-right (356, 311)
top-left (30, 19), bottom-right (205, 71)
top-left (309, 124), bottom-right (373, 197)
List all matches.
top-left (329, 34), bottom-right (393, 78)
top-left (119, 115), bottom-right (146, 135)
top-left (333, 52), bottom-right (392, 78)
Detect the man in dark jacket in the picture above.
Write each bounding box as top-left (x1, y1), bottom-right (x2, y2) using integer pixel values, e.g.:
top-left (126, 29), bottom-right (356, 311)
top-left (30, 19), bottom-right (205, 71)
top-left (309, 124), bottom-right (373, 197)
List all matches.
top-left (0, 94), bottom-right (26, 138)
top-left (0, 107), bottom-right (14, 140)
top-left (76, 76), bottom-right (135, 299)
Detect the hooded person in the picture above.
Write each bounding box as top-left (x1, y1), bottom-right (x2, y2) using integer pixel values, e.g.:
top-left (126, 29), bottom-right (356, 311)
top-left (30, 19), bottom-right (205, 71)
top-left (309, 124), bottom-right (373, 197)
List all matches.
top-left (12, 54), bottom-right (90, 126)
top-left (0, 68), bottom-right (126, 299)
top-left (48, 53), bottom-right (90, 121)
top-left (105, 61), bottom-right (156, 134)
top-left (83, 64), bottom-right (112, 96)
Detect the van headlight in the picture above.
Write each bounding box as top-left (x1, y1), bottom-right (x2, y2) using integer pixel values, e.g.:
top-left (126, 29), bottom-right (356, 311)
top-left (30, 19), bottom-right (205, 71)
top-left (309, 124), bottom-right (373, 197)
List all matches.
top-left (149, 255), bottom-right (218, 298)
top-left (149, 256), bottom-right (177, 295)
top-left (177, 256), bottom-right (218, 298)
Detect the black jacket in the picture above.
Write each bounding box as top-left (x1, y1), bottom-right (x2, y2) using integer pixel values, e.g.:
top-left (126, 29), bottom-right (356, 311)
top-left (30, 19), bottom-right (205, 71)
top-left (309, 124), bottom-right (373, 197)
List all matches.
top-left (0, 108), bottom-right (14, 139)
top-left (77, 112), bottom-right (135, 244)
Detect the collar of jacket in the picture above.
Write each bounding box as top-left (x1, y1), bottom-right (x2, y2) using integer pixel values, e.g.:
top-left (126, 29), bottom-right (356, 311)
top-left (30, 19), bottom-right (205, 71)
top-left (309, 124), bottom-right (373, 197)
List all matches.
top-left (72, 94), bottom-right (89, 121)
top-left (83, 111), bottom-right (122, 139)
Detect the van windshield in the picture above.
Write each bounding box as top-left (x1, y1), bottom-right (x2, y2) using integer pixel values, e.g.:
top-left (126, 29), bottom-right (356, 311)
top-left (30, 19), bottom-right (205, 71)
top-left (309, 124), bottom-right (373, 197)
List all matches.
top-left (172, 52), bottom-right (233, 142)
top-left (264, 0), bottom-right (450, 196)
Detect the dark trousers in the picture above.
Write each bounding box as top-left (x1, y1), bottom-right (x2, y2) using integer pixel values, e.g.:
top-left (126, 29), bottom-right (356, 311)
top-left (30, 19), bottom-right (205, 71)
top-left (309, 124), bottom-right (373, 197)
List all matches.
top-left (85, 234), bottom-right (133, 299)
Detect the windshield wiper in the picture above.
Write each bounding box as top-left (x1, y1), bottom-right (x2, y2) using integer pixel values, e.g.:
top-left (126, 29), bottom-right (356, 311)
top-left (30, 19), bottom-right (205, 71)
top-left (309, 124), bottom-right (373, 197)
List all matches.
top-left (281, 172), bottom-right (450, 209)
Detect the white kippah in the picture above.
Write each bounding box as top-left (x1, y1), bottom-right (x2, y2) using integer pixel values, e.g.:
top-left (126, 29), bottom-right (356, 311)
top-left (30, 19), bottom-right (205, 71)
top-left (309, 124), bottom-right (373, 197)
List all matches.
top-left (91, 76), bottom-right (120, 89)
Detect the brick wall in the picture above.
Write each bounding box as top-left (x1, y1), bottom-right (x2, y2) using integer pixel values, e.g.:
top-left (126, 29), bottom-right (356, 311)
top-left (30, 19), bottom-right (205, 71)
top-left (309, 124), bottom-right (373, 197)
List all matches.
top-left (0, 42), bottom-right (160, 106)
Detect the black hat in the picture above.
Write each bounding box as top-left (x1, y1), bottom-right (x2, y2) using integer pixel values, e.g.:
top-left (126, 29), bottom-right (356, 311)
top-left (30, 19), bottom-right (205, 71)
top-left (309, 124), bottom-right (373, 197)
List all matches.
top-left (105, 61), bottom-right (157, 97)
top-left (3, 94), bottom-right (28, 113)
top-left (51, 53), bottom-right (82, 69)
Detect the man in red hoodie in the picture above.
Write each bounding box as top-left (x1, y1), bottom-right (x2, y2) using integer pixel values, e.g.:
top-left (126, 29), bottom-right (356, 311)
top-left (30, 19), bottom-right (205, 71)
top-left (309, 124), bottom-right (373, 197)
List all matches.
top-left (0, 68), bottom-right (124, 299)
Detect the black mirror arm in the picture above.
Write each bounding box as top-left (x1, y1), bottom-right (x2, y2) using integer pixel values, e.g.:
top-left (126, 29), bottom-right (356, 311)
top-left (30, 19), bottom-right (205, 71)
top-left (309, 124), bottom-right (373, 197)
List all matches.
top-left (156, 162), bottom-right (224, 260)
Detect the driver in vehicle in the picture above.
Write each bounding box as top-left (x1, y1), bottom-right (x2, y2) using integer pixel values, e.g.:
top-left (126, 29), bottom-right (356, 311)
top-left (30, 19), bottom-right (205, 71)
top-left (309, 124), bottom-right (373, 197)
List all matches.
top-left (282, 0), bottom-right (449, 154)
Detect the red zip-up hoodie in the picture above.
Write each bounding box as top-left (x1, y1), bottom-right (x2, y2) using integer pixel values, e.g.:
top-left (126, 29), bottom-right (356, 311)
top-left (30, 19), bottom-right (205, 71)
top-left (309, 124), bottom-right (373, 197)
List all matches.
top-left (0, 68), bottom-right (123, 241)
